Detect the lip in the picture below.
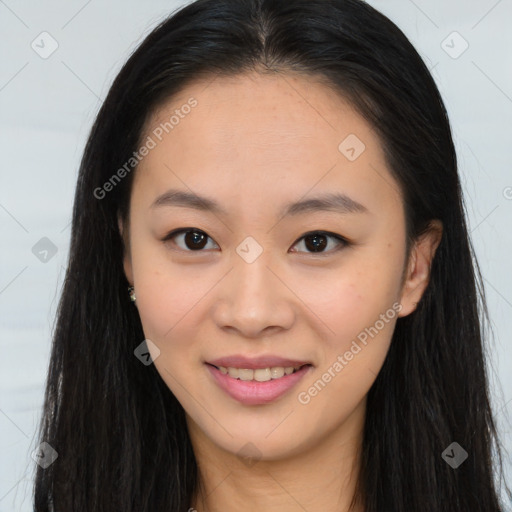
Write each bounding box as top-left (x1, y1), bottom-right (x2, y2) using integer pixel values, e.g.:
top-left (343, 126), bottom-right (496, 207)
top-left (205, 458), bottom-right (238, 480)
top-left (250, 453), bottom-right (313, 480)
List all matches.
top-left (206, 354), bottom-right (312, 370)
top-left (205, 362), bottom-right (313, 405)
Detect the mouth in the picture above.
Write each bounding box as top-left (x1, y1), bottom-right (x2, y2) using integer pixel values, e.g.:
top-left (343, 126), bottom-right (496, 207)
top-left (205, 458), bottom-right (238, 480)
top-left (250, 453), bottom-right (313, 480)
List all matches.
top-left (205, 362), bottom-right (314, 405)
top-left (206, 362), bottom-right (312, 382)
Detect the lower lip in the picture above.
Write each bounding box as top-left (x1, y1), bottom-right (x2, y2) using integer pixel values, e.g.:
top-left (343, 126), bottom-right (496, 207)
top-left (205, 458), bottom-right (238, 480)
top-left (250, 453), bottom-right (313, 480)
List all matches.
top-left (205, 363), bottom-right (313, 405)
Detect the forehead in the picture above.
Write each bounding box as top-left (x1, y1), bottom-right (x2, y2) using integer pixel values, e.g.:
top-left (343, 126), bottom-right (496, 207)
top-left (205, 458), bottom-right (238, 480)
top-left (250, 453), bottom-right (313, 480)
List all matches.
top-left (133, 71), bottom-right (402, 216)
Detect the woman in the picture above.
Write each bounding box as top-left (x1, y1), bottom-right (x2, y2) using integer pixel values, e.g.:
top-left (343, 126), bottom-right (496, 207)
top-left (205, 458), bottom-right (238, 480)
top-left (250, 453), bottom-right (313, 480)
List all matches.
top-left (33, 0), bottom-right (509, 510)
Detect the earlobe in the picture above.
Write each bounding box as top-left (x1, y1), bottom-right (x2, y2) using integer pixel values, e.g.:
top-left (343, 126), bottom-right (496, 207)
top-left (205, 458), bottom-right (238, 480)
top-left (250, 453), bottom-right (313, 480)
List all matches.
top-left (398, 220), bottom-right (443, 317)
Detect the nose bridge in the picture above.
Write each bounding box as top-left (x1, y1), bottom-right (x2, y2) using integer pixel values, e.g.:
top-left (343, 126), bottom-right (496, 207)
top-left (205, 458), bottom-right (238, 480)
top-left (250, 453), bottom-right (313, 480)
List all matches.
top-left (213, 236), bottom-right (294, 336)
top-left (235, 243), bottom-right (274, 299)
top-left (231, 237), bottom-right (278, 312)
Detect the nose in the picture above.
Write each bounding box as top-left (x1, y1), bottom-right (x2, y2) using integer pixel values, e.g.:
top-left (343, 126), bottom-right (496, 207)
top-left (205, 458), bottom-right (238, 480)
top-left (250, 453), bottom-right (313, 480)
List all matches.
top-left (212, 249), bottom-right (295, 339)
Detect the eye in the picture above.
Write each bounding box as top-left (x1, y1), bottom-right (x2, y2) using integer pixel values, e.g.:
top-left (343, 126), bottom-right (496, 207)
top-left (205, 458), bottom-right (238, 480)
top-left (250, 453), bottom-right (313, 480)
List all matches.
top-left (162, 228), bottom-right (219, 252)
top-left (162, 228), bottom-right (348, 255)
top-left (290, 231), bottom-right (348, 255)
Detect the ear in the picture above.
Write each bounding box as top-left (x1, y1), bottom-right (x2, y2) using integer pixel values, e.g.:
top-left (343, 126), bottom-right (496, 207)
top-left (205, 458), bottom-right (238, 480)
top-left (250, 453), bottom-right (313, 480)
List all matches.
top-left (118, 215), bottom-right (134, 285)
top-left (398, 220), bottom-right (443, 318)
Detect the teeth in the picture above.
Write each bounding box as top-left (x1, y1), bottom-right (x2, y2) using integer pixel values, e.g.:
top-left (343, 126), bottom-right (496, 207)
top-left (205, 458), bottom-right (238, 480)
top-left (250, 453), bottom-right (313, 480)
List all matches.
top-left (239, 368), bottom-right (253, 381)
top-left (270, 367), bottom-right (284, 379)
top-left (217, 365), bottom-right (306, 381)
top-left (227, 367), bottom-right (239, 378)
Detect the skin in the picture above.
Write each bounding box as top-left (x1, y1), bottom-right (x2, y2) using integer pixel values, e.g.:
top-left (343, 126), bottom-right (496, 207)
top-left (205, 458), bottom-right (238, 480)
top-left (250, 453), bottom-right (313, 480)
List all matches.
top-left (120, 71), bottom-right (442, 512)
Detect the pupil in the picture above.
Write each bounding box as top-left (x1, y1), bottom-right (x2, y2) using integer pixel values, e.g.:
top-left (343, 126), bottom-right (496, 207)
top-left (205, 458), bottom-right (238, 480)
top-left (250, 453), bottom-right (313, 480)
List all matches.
top-left (305, 234), bottom-right (327, 252)
top-left (185, 231), bottom-right (207, 250)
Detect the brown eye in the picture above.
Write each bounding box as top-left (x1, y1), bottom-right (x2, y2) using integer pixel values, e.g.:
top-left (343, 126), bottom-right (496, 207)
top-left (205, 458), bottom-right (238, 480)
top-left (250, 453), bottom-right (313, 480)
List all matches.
top-left (290, 231), bottom-right (348, 254)
top-left (163, 228), bottom-right (219, 251)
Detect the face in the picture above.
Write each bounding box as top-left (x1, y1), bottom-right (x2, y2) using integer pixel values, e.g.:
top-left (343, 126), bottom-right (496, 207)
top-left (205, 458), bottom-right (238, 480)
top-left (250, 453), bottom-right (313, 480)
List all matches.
top-left (120, 71), bottom-right (440, 461)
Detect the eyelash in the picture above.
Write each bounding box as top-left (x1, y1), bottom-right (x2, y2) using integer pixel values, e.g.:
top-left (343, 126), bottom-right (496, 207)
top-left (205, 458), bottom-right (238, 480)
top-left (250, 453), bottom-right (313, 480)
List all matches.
top-left (162, 228), bottom-right (349, 255)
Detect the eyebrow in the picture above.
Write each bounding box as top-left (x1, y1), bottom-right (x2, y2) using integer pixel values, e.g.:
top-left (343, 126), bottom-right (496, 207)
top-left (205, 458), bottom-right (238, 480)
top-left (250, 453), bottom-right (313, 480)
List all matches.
top-left (151, 188), bottom-right (368, 217)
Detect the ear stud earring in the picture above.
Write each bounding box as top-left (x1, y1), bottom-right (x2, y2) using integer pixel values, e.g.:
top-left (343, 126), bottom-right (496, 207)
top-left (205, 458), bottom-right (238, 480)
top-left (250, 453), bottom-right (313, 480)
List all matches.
top-left (128, 286), bottom-right (136, 302)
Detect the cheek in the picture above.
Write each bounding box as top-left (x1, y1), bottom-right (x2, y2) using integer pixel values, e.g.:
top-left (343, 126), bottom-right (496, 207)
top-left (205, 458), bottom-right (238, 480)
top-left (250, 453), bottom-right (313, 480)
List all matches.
top-left (296, 272), bottom-right (400, 415)
top-left (304, 266), bottom-right (399, 335)
top-left (294, 254), bottom-right (402, 382)
top-left (129, 244), bottom-right (209, 344)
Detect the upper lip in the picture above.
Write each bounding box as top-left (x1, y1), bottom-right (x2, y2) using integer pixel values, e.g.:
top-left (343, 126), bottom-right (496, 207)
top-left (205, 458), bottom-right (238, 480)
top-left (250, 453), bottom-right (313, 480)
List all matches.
top-left (206, 355), bottom-right (313, 369)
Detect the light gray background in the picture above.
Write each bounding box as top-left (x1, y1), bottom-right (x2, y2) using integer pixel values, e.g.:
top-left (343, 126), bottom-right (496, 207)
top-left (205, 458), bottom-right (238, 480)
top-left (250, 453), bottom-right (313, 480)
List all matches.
top-left (0, 0), bottom-right (511, 510)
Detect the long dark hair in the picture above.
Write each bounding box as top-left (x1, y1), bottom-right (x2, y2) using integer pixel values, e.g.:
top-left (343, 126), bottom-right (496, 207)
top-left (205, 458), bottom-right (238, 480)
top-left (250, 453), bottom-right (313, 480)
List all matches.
top-left (33, 0), bottom-right (509, 510)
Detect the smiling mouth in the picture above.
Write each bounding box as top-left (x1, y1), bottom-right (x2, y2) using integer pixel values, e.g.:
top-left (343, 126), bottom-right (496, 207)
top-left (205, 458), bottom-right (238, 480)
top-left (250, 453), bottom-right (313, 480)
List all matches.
top-left (206, 363), bottom-right (312, 382)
